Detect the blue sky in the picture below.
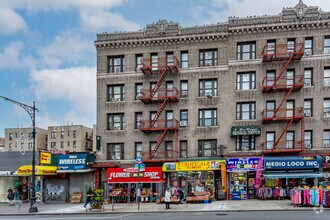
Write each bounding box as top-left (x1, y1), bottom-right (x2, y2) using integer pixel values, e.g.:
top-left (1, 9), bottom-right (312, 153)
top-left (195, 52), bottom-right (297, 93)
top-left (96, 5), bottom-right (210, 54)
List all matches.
top-left (0, 0), bottom-right (329, 138)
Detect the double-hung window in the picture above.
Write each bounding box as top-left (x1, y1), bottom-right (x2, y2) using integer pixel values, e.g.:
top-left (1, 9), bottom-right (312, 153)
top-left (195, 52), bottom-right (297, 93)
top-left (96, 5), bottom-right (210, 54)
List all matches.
top-left (181, 51), bottom-right (189, 68)
top-left (236, 72), bottom-right (256, 90)
top-left (135, 83), bottom-right (143, 100)
top-left (304, 99), bottom-right (313, 117)
top-left (304, 131), bottom-right (313, 149)
top-left (108, 56), bottom-right (125, 73)
top-left (180, 80), bottom-right (188, 97)
top-left (135, 112), bottom-right (142, 129)
top-left (108, 84), bottom-right (125, 101)
top-left (165, 141), bottom-right (173, 158)
top-left (135, 142), bottom-right (142, 158)
top-left (304, 37), bottom-right (313, 55)
top-left (180, 141), bottom-right (187, 158)
top-left (198, 109), bottom-right (217, 127)
top-left (108, 113), bottom-right (125, 130)
top-left (324, 36), bottom-right (330, 54)
top-left (199, 49), bottom-right (218, 67)
top-left (324, 99), bottom-right (330, 117)
top-left (180, 110), bottom-right (188, 127)
top-left (304, 68), bottom-right (313, 86)
top-left (323, 130), bottom-right (330, 148)
top-left (198, 140), bottom-right (217, 157)
top-left (324, 68), bottom-right (330, 87)
top-left (135, 54), bottom-right (143, 71)
top-left (199, 79), bottom-right (218, 96)
top-left (237, 42), bottom-right (256, 60)
top-left (236, 102), bottom-right (256, 120)
top-left (107, 143), bottom-right (124, 160)
top-left (236, 136), bottom-right (255, 151)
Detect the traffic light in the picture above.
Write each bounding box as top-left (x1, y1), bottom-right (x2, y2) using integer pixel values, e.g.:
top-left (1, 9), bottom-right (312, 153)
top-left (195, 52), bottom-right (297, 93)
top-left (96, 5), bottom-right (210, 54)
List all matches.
top-left (96, 135), bottom-right (101, 151)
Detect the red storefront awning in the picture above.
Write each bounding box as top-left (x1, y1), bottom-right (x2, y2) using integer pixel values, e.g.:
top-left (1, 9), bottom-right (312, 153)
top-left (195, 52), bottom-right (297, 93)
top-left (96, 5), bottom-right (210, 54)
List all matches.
top-left (108, 167), bottom-right (164, 183)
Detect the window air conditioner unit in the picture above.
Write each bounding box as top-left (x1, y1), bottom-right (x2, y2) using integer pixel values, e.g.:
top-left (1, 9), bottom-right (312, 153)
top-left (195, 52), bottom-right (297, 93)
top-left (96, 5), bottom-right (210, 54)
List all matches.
top-left (305, 50), bottom-right (312, 56)
top-left (304, 82), bottom-right (311, 87)
top-left (113, 126), bottom-right (120, 130)
top-left (324, 112), bottom-right (330, 117)
top-left (325, 81), bottom-right (330, 87)
top-left (205, 91), bottom-right (212, 97)
top-left (181, 91), bottom-right (188, 97)
top-left (323, 143), bottom-right (330, 148)
top-left (304, 112), bottom-right (311, 117)
top-left (112, 155), bottom-right (120, 160)
top-left (205, 63), bottom-right (212, 67)
top-left (179, 121), bottom-right (188, 127)
top-left (304, 144), bottom-right (312, 149)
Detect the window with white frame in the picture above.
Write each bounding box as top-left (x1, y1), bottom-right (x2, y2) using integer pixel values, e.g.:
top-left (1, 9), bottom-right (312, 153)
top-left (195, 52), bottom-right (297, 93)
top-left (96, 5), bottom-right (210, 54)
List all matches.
top-left (199, 49), bottom-right (218, 67)
top-left (266, 132), bottom-right (275, 150)
top-left (236, 102), bottom-right (256, 120)
top-left (198, 140), bottom-right (217, 157)
top-left (108, 113), bottom-right (125, 130)
top-left (181, 51), bottom-right (189, 68)
top-left (108, 84), bottom-right (125, 101)
top-left (108, 56), bottom-right (125, 73)
top-left (304, 68), bottom-right (313, 86)
top-left (198, 109), bottom-right (217, 127)
top-left (199, 79), bottom-right (218, 96)
top-left (324, 68), bottom-right (330, 87)
top-left (51, 132), bottom-right (56, 139)
top-left (323, 130), bottom-right (330, 148)
top-left (107, 143), bottom-right (124, 160)
top-left (304, 99), bottom-right (313, 117)
top-left (237, 42), bottom-right (256, 60)
top-left (236, 72), bottom-right (256, 90)
top-left (304, 130), bottom-right (313, 149)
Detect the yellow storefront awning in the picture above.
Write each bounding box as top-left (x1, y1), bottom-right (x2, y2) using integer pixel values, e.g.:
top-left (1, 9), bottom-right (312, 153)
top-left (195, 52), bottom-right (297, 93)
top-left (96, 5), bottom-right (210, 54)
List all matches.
top-left (18, 165), bottom-right (57, 176)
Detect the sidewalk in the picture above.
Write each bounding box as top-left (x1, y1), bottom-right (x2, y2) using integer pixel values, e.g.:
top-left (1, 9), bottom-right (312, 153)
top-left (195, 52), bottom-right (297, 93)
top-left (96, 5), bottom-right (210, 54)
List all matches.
top-left (0, 200), bottom-right (328, 216)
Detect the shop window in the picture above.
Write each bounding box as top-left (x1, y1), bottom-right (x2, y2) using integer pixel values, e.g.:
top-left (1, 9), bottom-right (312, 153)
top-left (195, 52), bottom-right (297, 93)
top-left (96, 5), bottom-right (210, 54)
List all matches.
top-left (108, 56), bottom-right (125, 73)
top-left (135, 142), bottom-right (142, 158)
top-left (304, 68), bottom-right (313, 86)
top-left (108, 84), bottom-right (125, 101)
top-left (198, 140), bottom-right (217, 157)
top-left (107, 143), bottom-right (124, 160)
top-left (236, 136), bottom-right (255, 151)
top-left (180, 141), bottom-right (187, 158)
top-left (304, 130), bottom-right (313, 149)
top-left (237, 41), bottom-right (256, 60)
top-left (236, 72), bottom-right (256, 90)
top-left (199, 49), bottom-right (218, 67)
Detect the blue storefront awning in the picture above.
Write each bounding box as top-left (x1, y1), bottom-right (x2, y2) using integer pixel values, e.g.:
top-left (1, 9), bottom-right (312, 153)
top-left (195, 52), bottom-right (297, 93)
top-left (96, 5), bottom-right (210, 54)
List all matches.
top-left (263, 172), bottom-right (323, 179)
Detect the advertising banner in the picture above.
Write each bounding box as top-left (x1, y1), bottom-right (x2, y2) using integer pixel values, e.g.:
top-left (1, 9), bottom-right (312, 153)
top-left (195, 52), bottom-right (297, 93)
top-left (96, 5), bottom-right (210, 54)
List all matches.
top-left (254, 157), bottom-right (263, 189)
top-left (40, 152), bottom-right (51, 164)
top-left (57, 154), bottom-right (91, 172)
top-left (17, 165), bottom-right (57, 176)
top-left (162, 160), bottom-right (226, 172)
top-left (107, 167), bottom-right (164, 183)
top-left (226, 157), bottom-right (261, 172)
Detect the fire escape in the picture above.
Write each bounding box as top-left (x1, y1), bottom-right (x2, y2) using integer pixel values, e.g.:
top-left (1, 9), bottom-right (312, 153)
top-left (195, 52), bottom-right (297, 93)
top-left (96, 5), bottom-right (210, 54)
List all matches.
top-left (139, 56), bottom-right (179, 161)
top-left (261, 43), bottom-right (304, 154)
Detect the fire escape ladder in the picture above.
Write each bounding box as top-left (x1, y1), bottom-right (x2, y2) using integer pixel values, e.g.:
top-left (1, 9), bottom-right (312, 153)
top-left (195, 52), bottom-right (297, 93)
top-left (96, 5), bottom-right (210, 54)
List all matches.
top-left (149, 129), bottom-right (168, 160)
top-left (150, 98), bottom-right (168, 128)
top-left (274, 119), bottom-right (294, 149)
top-left (150, 69), bottom-right (168, 98)
top-left (275, 87), bottom-right (293, 115)
top-left (273, 55), bottom-right (294, 89)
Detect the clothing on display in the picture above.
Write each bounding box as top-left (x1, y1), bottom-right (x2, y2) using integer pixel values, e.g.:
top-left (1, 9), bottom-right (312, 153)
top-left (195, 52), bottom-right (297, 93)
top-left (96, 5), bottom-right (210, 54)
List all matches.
top-left (290, 188), bottom-right (326, 207)
top-left (256, 187), bottom-right (287, 200)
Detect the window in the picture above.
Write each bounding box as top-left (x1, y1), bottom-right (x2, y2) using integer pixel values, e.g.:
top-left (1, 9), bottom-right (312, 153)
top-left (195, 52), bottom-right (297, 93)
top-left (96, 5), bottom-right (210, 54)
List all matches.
top-left (286, 100), bottom-right (295, 117)
top-left (266, 70), bottom-right (276, 86)
top-left (199, 49), bottom-right (218, 67)
top-left (60, 131), bottom-right (64, 138)
top-left (135, 83), bottom-right (143, 100)
top-left (166, 111), bottom-right (173, 128)
top-left (304, 130), bottom-right (313, 149)
top-left (149, 142), bottom-right (157, 157)
top-left (73, 130), bottom-right (76, 138)
top-left (151, 53), bottom-right (158, 70)
top-left (108, 113), bottom-right (125, 130)
top-left (323, 130), bottom-right (330, 148)
top-left (135, 54), bottom-right (143, 71)
top-left (266, 132), bottom-right (275, 150)
top-left (236, 136), bottom-right (255, 151)
top-left (266, 101), bottom-right (276, 118)
top-left (180, 80), bottom-right (188, 97)
top-left (286, 69), bottom-right (295, 86)
top-left (237, 42), bottom-right (256, 60)
top-left (107, 143), bottom-right (124, 160)
top-left (286, 131), bottom-right (294, 149)
top-left (165, 141), bottom-right (173, 158)
top-left (236, 72), bottom-right (256, 90)
top-left (28, 132), bottom-right (32, 139)
top-left (166, 52), bottom-right (174, 66)
top-left (166, 81), bottom-right (174, 97)
top-left (304, 99), bottom-right (313, 117)
top-left (304, 68), bottom-right (313, 86)
top-left (304, 37), bottom-right (313, 55)
top-left (60, 141), bottom-right (64, 149)
top-left (236, 102), bottom-right (256, 120)
top-left (108, 84), bottom-right (125, 101)
top-left (180, 110), bottom-right (188, 127)
top-left (181, 51), bottom-right (188, 68)
top-left (135, 142), bottom-right (142, 158)
top-left (199, 79), bottom-right (218, 96)
top-left (324, 36), bottom-right (330, 54)
top-left (324, 68), bottom-right (330, 87)
top-left (51, 142), bottom-right (56, 149)
top-left (287, 38), bottom-right (296, 53)
top-left (135, 112), bottom-right (143, 129)
top-left (68, 131), bottom-right (70, 137)
top-left (51, 132), bottom-right (56, 139)
top-left (180, 141), bottom-right (187, 158)
top-left (9, 133), bottom-right (13, 141)
top-left (324, 99), bottom-right (330, 117)
top-left (67, 141), bottom-right (70, 147)
top-left (108, 56), bottom-right (125, 73)
top-left (198, 140), bottom-right (217, 157)
top-left (73, 141), bottom-right (76, 148)
top-left (266, 40), bottom-right (276, 54)
top-left (198, 109), bottom-right (217, 127)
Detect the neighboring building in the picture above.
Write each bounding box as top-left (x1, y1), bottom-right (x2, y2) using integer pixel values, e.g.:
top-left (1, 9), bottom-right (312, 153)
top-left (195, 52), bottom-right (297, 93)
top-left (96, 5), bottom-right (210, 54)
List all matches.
top-left (47, 125), bottom-right (93, 152)
top-left (0, 138), bottom-right (4, 152)
top-left (4, 127), bottom-right (48, 152)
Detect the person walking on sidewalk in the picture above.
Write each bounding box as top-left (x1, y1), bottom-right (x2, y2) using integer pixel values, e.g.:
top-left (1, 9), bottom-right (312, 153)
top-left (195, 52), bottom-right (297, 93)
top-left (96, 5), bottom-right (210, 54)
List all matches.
top-left (165, 188), bottom-right (171, 210)
top-left (84, 193), bottom-right (93, 208)
top-left (7, 188), bottom-right (14, 206)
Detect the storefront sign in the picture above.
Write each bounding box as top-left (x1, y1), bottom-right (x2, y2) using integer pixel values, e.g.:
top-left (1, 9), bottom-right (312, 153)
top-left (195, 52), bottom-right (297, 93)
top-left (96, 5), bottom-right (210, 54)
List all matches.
top-left (325, 156), bottom-right (330, 163)
top-left (40, 152), bottom-right (51, 164)
top-left (17, 165), bottom-right (57, 176)
top-left (0, 171), bottom-right (17, 176)
top-left (162, 160), bottom-right (226, 172)
top-left (57, 153), bottom-right (93, 173)
top-left (226, 157), bottom-right (261, 172)
top-left (231, 126), bottom-right (261, 136)
top-left (265, 157), bottom-right (321, 170)
top-left (108, 167), bottom-right (164, 183)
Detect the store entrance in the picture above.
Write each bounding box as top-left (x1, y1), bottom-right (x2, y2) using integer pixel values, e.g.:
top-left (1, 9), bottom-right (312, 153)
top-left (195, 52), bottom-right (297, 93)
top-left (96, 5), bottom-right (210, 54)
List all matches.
top-left (214, 170), bottom-right (225, 200)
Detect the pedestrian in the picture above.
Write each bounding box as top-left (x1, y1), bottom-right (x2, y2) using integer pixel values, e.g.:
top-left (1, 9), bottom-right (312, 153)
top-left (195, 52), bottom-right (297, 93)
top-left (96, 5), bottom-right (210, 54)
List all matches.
top-left (165, 188), bottom-right (171, 210)
top-left (84, 193), bottom-right (93, 208)
top-left (7, 187), bottom-right (14, 206)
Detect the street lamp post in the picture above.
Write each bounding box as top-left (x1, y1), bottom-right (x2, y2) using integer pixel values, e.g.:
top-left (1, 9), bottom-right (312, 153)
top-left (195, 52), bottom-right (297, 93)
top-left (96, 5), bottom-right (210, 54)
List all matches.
top-left (0, 96), bottom-right (39, 213)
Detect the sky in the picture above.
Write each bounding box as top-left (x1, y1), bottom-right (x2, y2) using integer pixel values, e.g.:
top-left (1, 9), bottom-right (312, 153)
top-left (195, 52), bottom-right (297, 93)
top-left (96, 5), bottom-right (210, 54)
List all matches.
top-left (0, 0), bottom-right (330, 138)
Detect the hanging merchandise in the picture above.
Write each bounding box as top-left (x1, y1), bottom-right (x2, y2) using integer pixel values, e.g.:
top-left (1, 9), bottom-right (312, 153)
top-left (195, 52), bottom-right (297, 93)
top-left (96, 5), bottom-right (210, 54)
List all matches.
top-left (290, 187), bottom-right (327, 207)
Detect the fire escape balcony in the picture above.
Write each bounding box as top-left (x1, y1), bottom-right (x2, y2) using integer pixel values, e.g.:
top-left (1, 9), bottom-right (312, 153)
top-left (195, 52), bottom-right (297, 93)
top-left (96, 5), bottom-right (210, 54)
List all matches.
top-left (262, 75), bottom-right (304, 92)
top-left (262, 107), bottom-right (304, 123)
top-left (140, 88), bottom-right (179, 103)
top-left (140, 56), bottom-right (179, 75)
top-left (262, 43), bottom-right (304, 62)
top-left (139, 119), bottom-right (179, 133)
top-left (262, 140), bottom-right (303, 154)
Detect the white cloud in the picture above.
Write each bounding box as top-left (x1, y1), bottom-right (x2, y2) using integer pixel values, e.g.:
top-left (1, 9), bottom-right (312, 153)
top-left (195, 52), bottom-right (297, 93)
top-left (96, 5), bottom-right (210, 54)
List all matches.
top-left (80, 10), bottom-right (140, 32)
top-left (0, 42), bottom-right (23, 69)
top-left (0, 7), bottom-right (27, 35)
top-left (38, 31), bottom-right (94, 68)
top-left (29, 66), bottom-right (96, 115)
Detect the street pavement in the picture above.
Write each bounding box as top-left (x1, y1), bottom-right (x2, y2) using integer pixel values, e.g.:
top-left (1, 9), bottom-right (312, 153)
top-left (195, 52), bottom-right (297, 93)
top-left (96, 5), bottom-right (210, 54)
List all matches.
top-left (0, 199), bottom-right (328, 216)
